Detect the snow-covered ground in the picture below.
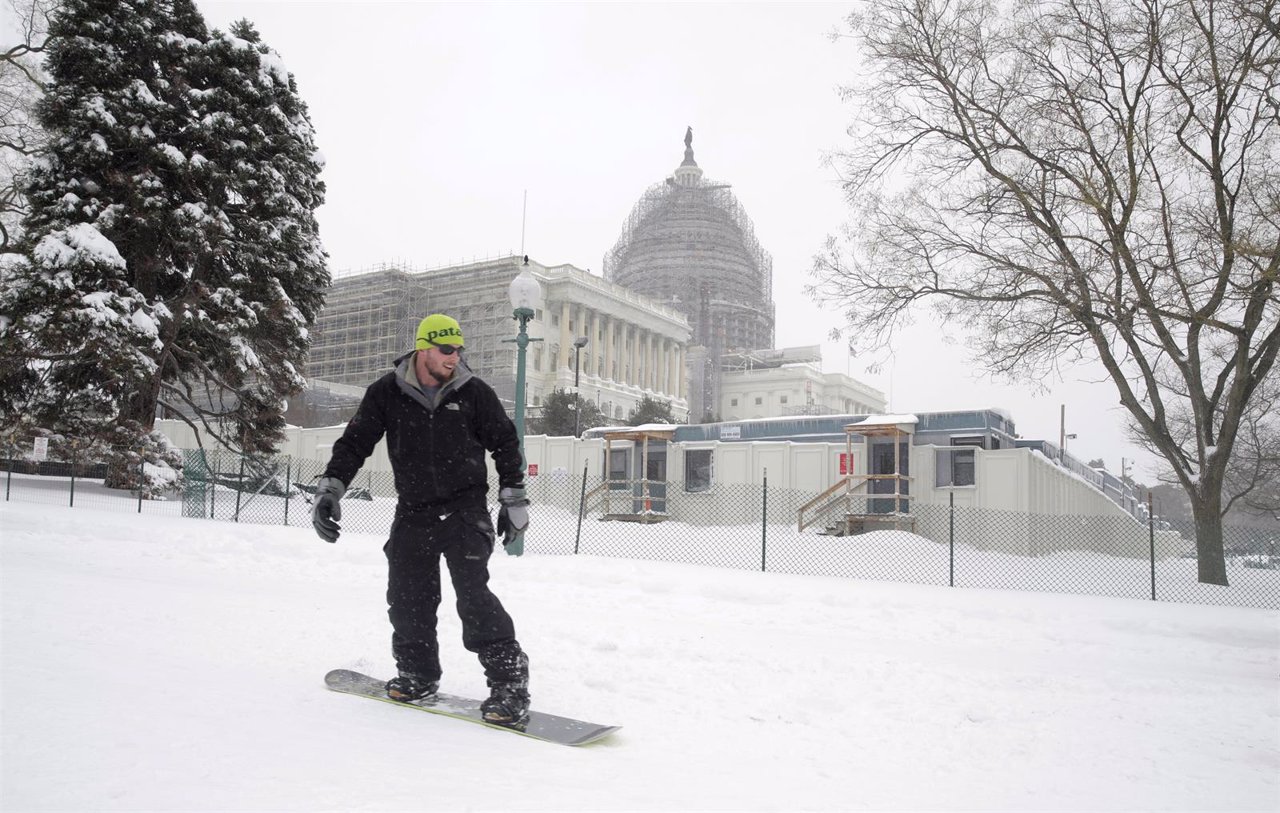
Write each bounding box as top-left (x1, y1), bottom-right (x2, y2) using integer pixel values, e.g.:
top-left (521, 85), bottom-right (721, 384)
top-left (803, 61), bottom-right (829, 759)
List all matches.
top-left (2, 498), bottom-right (1278, 811)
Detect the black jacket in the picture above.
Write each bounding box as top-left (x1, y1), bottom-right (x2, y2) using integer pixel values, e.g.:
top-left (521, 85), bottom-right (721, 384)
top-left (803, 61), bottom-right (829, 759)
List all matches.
top-left (323, 352), bottom-right (524, 511)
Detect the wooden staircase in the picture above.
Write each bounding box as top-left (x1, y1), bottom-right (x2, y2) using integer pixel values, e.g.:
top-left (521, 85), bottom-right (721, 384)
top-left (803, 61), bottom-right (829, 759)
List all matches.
top-left (584, 479), bottom-right (668, 524)
top-left (798, 475), bottom-right (915, 536)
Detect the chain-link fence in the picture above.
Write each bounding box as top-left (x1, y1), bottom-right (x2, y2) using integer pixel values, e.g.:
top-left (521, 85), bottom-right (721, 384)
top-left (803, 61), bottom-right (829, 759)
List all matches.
top-left (1, 455), bottom-right (185, 516)
top-left (4, 451), bottom-right (1277, 610)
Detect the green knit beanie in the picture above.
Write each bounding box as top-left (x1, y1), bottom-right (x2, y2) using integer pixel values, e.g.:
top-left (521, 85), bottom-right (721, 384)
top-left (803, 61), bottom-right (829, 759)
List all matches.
top-left (415, 314), bottom-right (464, 349)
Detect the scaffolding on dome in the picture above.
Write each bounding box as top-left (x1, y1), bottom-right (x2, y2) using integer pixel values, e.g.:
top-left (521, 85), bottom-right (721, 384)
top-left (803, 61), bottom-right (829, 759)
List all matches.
top-left (602, 153), bottom-right (778, 421)
top-left (602, 176), bottom-right (773, 312)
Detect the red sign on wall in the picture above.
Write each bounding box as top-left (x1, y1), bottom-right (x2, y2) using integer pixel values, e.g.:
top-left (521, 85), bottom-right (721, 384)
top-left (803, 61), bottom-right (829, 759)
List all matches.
top-left (839, 453), bottom-right (850, 475)
top-left (528, 464), bottom-right (539, 477)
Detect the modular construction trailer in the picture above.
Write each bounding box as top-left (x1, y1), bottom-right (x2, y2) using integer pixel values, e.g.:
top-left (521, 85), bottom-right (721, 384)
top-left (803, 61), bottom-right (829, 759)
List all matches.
top-left (155, 409), bottom-right (1183, 560)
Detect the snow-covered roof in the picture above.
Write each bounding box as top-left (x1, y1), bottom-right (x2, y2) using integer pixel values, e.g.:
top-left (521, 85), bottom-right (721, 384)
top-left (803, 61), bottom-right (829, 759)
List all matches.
top-left (593, 423), bottom-right (680, 434)
top-left (631, 422), bottom-right (681, 432)
top-left (846, 414), bottom-right (919, 428)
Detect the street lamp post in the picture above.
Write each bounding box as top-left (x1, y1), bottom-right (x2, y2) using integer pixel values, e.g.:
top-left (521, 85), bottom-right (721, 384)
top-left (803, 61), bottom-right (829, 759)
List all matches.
top-left (504, 256), bottom-right (542, 556)
top-left (572, 336), bottom-right (589, 438)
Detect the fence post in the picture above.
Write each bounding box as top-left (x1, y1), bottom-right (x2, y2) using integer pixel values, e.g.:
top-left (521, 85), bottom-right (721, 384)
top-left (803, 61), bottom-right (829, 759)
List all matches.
top-left (234, 455), bottom-right (245, 522)
top-left (283, 457), bottom-right (292, 526)
top-left (761, 468), bottom-right (769, 573)
top-left (5, 455), bottom-right (11, 501)
top-left (574, 462), bottom-right (588, 555)
top-left (69, 453), bottom-right (76, 508)
top-left (1148, 492), bottom-right (1156, 601)
top-left (949, 491), bottom-right (955, 587)
top-left (209, 452), bottom-right (217, 519)
top-left (137, 459), bottom-right (144, 513)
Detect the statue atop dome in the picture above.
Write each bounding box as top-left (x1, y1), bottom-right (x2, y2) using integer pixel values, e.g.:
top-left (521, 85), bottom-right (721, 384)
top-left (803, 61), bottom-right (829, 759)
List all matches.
top-left (681, 126), bottom-right (697, 168)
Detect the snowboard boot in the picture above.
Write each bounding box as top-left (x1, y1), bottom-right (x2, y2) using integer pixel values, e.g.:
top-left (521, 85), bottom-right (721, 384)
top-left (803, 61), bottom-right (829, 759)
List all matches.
top-left (385, 673), bottom-right (439, 702)
top-left (481, 683), bottom-right (530, 723)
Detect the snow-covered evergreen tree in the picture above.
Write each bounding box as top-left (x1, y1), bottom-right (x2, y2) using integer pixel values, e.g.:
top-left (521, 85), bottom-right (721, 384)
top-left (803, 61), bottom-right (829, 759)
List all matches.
top-left (0, 0), bottom-right (327, 483)
top-left (528, 387), bottom-right (607, 437)
top-left (625, 395), bottom-right (677, 426)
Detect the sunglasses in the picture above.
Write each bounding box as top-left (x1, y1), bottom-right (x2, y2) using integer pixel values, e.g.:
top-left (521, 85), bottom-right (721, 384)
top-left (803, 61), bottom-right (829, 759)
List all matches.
top-left (429, 341), bottom-right (462, 355)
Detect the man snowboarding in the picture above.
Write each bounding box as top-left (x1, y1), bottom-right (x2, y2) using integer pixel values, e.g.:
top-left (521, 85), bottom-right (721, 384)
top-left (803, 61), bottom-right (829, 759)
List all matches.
top-left (311, 313), bottom-right (531, 723)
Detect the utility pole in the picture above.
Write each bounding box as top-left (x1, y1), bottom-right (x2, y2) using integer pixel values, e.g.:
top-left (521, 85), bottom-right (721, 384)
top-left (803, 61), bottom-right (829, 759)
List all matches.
top-left (1059, 404), bottom-right (1065, 463)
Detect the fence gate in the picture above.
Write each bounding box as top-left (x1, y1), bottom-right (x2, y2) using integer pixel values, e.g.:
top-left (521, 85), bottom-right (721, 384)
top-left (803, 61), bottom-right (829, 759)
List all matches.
top-left (182, 449), bottom-right (210, 518)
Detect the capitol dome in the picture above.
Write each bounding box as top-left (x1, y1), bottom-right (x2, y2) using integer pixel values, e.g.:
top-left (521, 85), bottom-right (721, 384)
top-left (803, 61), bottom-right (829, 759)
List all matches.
top-left (603, 129), bottom-right (776, 419)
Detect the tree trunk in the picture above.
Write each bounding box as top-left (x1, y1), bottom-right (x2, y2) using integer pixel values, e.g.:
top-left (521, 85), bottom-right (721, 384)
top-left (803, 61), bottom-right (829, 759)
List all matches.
top-left (1190, 495), bottom-right (1230, 587)
top-left (103, 383), bottom-right (161, 490)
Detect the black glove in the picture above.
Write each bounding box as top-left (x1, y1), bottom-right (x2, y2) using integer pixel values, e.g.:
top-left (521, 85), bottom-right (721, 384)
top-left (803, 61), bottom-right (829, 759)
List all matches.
top-left (496, 486), bottom-right (530, 548)
top-left (312, 476), bottom-right (346, 543)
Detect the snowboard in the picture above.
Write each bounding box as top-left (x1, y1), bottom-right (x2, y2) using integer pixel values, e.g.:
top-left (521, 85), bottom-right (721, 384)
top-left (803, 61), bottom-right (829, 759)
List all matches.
top-left (324, 668), bottom-right (621, 746)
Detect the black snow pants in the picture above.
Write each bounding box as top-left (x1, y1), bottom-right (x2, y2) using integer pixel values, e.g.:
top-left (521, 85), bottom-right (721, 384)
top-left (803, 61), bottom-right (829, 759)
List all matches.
top-left (383, 504), bottom-right (528, 687)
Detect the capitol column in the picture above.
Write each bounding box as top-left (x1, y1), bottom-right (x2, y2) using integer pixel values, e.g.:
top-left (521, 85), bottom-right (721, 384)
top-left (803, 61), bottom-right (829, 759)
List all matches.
top-left (645, 332), bottom-right (655, 391)
top-left (604, 315), bottom-right (615, 383)
top-left (590, 309), bottom-right (601, 381)
top-left (558, 301), bottom-right (572, 373)
top-left (618, 323), bottom-right (626, 385)
top-left (630, 325), bottom-right (641, 388)
top-left (665, 338), bottom-right (675, 396)
top-left (570, 304), bottom-right (586, 381)
top-left (635, 329), bottom-right (644, 390)
top-left (574, 304), bottom-right (586, 360)
top-left (670, 341), bottom-right (680, 396)
top-left (645, 330), bottom-right (653, 391)
top-left (677, 344), bottom-right (687, 400)
top-left (658, 337), bottom-right (669, 395)
top-left (657, 336), bottom-right (666, 394)
top-left (626, 325), bottom-right (637, 388)
top-left (653, 336), bottom-right (664, 396)
top-left (670, 341), bottom-right (679, 397)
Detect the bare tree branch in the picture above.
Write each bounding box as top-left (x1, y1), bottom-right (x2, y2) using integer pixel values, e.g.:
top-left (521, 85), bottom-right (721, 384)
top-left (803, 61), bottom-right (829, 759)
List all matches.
top-left (0, 0), bottom-right (54, 252)
top-left (812, 0), bottom-right (1280, 585)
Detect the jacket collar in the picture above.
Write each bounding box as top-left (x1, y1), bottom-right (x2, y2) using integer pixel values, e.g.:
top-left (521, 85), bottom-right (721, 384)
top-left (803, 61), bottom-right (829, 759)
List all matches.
top-left (393, 350), bottom-right (474, 410)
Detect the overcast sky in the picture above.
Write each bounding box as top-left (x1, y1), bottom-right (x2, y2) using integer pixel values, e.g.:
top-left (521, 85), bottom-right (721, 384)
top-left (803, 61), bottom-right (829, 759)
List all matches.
top-left (189, 0), bottom-right (1162, 480)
